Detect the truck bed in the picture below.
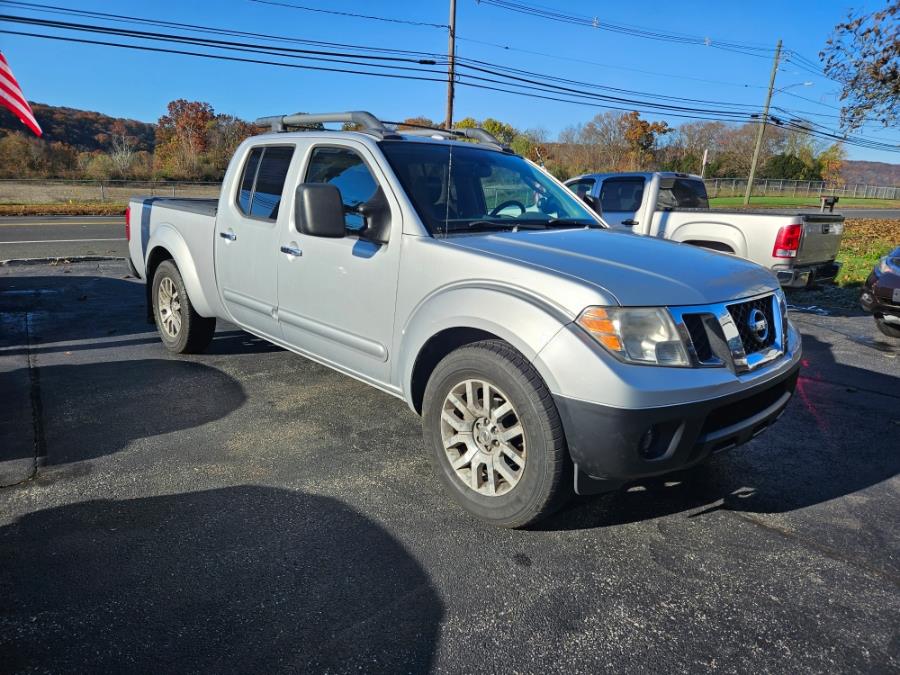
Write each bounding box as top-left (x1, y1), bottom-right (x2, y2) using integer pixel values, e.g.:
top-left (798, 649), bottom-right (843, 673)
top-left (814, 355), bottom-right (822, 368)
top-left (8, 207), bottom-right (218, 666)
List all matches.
top-left (139, 197), bottom-right (219, 218)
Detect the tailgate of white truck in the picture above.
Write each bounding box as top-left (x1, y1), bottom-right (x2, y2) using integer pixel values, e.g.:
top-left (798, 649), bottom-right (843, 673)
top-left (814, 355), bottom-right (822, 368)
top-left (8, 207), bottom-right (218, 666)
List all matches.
top-left (796, 214), bottom-right (844, 265)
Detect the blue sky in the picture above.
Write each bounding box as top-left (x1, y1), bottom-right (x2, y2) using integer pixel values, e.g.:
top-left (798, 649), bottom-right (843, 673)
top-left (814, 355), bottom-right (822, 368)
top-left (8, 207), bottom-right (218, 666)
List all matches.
top-left (2, 0), bottom-right (898, 163)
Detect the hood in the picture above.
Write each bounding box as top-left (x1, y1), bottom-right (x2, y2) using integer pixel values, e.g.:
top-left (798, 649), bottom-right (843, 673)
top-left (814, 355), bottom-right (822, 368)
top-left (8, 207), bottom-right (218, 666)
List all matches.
top-left (444, 229), bottom-right (778, 306)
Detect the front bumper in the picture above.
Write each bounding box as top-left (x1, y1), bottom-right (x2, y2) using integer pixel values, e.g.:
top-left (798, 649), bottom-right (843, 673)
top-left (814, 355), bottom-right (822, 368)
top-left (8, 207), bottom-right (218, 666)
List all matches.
top-left (554, 361), bottom-right (800, 494)
top-left (860, 272), bottom-right (900, 318)
top-left (775, 261), bottom-right (841, 287)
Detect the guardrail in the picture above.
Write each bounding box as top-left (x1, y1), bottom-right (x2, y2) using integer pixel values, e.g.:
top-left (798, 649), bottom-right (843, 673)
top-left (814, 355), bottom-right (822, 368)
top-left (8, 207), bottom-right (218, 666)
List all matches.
top-left (704, 178), bottom-right (900, 200)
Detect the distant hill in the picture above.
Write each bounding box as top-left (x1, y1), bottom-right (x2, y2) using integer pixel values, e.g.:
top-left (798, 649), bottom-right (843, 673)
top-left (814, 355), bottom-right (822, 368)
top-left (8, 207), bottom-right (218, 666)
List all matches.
top-left (0, 102), bottom-right (155, 152)
top-left (841, 160), bottom-right (900, 186)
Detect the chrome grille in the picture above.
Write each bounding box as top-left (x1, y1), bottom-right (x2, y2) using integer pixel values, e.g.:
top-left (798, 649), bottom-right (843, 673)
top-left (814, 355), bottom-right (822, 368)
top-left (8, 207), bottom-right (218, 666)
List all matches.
top-left (727, 296), bottom-right (776, 355)
top-left (670, 292), bottom-right (787, 373)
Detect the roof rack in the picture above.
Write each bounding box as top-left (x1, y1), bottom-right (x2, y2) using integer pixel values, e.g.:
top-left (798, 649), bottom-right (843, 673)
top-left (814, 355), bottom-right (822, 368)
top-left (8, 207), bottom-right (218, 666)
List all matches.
top-left (388, 122), bottom-right (510, 152)
top-left (254, 111), bottom-right (401, 139)
top-left (254, 111), bottom-right (511, 152)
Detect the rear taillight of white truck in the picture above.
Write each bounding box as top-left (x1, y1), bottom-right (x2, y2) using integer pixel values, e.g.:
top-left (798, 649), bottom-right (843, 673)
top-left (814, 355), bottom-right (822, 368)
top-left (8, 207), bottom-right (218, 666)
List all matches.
top-left (772, 223), bottom-right (802, 258)
top-left (124, 205), bottom-right (131, 242)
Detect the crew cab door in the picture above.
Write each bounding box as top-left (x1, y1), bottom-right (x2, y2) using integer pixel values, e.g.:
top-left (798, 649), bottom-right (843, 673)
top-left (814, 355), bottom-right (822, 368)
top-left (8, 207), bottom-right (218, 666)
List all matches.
top-left (215, 143), bottom-right (295, 340)
top-left (597, 176), bottom-right (645, 231)
top-left (276, 142), bottom-right (402, 384)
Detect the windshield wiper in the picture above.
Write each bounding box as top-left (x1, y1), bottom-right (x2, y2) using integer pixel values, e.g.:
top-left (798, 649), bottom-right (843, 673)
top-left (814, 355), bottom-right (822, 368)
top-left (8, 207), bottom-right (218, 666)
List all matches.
top-left (447, 220), bottom-right (546, 233)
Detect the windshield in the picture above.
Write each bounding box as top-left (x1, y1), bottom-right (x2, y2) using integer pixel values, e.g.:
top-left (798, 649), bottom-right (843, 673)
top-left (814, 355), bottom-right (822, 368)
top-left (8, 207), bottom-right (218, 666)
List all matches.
top-left (379, 141), bottom-right (599, 236)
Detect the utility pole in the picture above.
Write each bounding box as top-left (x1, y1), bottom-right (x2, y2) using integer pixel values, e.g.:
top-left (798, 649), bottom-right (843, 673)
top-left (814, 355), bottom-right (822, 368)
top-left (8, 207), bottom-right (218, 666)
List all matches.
top-left (445, 0), bottom-right (457, 129)
top-left (744, 39), bottom-right (782, 205)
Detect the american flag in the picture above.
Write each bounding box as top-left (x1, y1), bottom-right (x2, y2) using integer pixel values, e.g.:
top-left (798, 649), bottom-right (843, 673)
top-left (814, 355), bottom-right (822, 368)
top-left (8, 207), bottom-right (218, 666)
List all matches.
top-left (0, 50), bottom-right (42, 137)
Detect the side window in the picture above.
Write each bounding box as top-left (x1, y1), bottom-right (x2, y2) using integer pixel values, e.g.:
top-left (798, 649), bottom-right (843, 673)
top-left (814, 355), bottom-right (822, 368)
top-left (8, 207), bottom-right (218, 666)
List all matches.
top-left (238, 148), bottom-right (262, 214)
top-left (599, 178), bottom-right (645, 213)
top-left (657, 178), bottom-right (709, 210)
top-left (305, 147), bottom-right (378, 231)
top-left (235, 145), bottom-right (295, 220)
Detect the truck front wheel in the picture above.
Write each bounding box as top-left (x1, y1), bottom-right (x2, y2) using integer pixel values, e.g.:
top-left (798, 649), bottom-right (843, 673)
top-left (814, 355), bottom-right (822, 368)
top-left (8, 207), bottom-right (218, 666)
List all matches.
top-left (151, 260), bottom-right (216, 354)
top-left (422, 340), bottom-right (570, 528)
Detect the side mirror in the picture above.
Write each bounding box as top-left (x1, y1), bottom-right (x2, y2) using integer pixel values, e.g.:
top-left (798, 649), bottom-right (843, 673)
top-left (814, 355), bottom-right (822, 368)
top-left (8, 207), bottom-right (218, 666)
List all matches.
top-left (356, 186), bottom-right (391, 244)
top-left (294, 184), bottom-right (345, 238)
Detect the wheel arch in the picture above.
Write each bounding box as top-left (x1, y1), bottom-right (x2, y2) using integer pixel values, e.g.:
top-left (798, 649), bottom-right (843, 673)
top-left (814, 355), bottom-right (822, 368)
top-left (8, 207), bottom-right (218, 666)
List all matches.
top-left (400, 286), bottom-right (569, 414)
top-left (144, 225), bottom-right (215, 317)
top-left (667, 222), bottom-right (747, 257)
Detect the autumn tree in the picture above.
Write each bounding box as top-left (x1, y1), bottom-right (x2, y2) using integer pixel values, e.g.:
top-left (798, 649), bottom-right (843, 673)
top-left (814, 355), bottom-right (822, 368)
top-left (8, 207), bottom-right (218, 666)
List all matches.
top-left (108, 121), bottom-right (138, 178)
top-left (154, 99), bottom-right (215, 179)
top-left (622, 111), bottom-right (671, 170)
top-left (821, 0), bottom-right (899, 130)
top-left (397, 116), bottom-right (436, 129)
top-left (818, 143), bottom-right (847, 186)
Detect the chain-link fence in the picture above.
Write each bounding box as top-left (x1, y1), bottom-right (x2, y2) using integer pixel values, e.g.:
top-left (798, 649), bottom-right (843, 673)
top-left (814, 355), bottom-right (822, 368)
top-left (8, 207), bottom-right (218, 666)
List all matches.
top-left (704, 178), bottom-right (900, 200)
top-left (0, 179), bottom-right (222, 204)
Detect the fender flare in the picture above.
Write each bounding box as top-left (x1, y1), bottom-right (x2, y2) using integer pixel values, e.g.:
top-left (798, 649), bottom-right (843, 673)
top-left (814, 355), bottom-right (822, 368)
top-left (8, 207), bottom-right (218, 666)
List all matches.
top-left (396, 281), bottom-right (572, 409)
top-left (145, 223), bottom-right (215, 317)
top-left (667, 221), bottom-right (748, 257)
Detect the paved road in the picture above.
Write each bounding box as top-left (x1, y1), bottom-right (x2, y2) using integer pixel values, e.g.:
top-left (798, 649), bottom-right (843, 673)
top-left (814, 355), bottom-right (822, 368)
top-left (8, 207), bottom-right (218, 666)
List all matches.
top-left (834, 208), bottom-right (900, 220)
top-left (1, 261), bottom-right (898, 673)
top-left (0, 216), bottom-right (126, 260)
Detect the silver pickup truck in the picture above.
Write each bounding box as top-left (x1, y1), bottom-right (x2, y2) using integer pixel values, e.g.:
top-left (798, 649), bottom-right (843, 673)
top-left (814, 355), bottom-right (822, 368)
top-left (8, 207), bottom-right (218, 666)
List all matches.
top-left (127, 112), bottom-right (801, 528)
top-left (566, 172), bottom-right (845, 287)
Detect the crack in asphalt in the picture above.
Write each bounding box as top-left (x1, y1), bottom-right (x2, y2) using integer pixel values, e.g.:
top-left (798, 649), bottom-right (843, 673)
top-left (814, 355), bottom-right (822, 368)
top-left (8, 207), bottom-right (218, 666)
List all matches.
top-left (732, 511), bottom-right (900, 587)
top-left (24, 311), bottom-right (46, 482)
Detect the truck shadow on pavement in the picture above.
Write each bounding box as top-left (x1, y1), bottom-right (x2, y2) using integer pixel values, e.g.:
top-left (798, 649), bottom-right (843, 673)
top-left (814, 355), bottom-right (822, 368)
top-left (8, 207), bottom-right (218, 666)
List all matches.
top-left (0, 359), bottom-right (246, 467)
top-left (0, 485), bottom-right (443, 673)
top-left (542, 334), bottom-right (900, 531)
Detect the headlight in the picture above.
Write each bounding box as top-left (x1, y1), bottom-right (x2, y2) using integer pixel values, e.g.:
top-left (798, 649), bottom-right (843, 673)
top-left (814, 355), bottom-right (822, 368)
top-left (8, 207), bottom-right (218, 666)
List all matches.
top-left (576, 306), bottom-right (690, 367)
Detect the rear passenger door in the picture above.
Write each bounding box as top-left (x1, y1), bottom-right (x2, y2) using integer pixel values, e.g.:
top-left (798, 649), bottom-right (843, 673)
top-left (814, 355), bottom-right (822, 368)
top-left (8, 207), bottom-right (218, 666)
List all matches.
top-left (216, 144), bottom-right (295, 339)
top-left (598, 177), bottom-right (645, 230)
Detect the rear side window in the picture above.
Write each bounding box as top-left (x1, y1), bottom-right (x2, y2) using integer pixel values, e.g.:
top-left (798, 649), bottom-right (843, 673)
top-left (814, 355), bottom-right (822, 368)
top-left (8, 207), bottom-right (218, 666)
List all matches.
top-left (305, 147), bottom-right (378, 231)
top-left (656, 178), bottom-right (709, 210)
top-left (599, 178), bottom-right (644, 212)
top-left (236, 145), bottom-right (295, 220)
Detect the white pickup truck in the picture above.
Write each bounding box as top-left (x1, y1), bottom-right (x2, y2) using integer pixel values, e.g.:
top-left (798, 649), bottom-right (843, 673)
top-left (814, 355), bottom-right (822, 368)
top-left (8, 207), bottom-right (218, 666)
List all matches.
top-left (126, 113), bottom-right (801, 528)
top-left (565, 172), bottom-right (845, 287)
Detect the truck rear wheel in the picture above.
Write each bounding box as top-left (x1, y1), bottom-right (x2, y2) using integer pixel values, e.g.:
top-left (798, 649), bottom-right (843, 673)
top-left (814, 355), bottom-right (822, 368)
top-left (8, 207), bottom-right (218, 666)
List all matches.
top-left (151, 260), bottom-right (216, 354)
top-left (422, 340), bottom-right (570, 528)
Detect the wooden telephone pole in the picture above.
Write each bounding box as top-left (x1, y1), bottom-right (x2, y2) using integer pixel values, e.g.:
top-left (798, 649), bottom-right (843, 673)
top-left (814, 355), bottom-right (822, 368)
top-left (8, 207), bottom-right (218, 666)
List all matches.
top-left (445, 0), bottom-right (457, 129)
top-left (744, 39), bottom-right (782, 205)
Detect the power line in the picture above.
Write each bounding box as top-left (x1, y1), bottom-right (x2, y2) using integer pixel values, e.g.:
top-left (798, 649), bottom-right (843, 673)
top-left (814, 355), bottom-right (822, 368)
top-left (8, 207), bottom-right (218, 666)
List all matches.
top-left (455, 35), bottom-right (767, 90)
top-left (246, 0), bottom-right (448, 29)
top-left (1, 10), bottom-right (896, 153)
top-left (0, 0), bottom-right (444, 58)
top-left (476, 0), bottom-right (778, 57)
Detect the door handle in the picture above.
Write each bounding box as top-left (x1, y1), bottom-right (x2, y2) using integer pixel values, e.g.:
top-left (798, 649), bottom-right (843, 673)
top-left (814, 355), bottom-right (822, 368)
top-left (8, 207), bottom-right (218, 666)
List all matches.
top-left (280, 245), bottom-right (302, 257)
top-left (219, 231), bottom-right (237, 241)
top-left (622, 219), bottom-right (639, 226)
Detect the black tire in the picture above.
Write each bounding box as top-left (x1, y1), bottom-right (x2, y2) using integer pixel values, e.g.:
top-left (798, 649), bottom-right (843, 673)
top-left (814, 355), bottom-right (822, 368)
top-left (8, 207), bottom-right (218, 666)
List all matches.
top-left (876, 316), bottom-right (900, 339)
top-left (151, 259), bottom-right (216, 354)
top-left (421, 340), bottom-right (570, 528)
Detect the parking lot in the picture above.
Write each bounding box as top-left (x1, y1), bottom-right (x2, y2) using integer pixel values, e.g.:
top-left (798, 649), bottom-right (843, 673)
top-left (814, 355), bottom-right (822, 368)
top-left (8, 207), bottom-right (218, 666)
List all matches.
top-left (1, 259), bottom-right (898, 672)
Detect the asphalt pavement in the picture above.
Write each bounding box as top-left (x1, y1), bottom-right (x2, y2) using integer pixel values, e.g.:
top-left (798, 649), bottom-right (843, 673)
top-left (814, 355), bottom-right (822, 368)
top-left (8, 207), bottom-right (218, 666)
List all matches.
top-left (0, 260), bottom-right (898, 673)
top-left (0, 215), bottom-right (126, 260)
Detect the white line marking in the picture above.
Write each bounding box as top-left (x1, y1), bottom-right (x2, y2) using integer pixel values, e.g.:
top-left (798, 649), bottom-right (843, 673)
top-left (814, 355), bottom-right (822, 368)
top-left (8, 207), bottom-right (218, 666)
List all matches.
top-left (1, 238), bottom-right (127, 244)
